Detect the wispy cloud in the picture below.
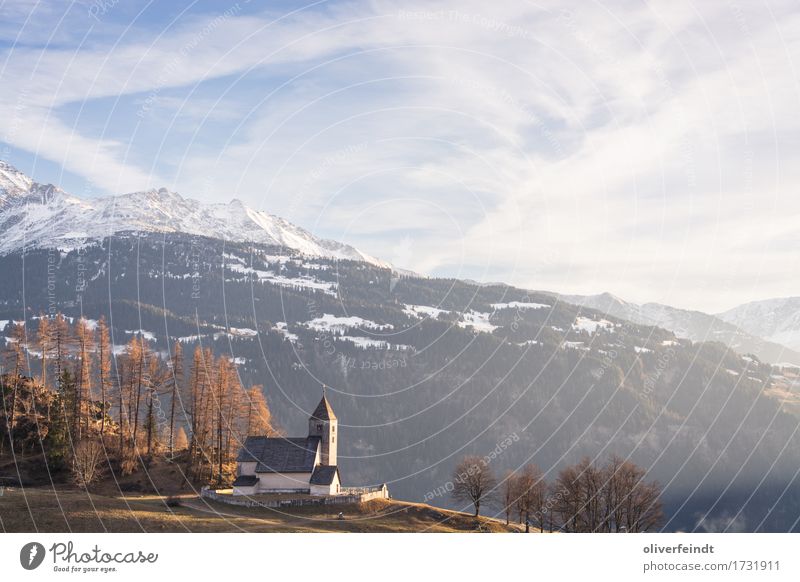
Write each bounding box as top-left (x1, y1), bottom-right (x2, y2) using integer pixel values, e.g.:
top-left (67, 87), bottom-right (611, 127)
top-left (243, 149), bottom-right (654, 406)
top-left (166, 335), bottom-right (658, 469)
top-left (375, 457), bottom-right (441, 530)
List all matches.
top-left (1, 0), bottom-right (798, 311)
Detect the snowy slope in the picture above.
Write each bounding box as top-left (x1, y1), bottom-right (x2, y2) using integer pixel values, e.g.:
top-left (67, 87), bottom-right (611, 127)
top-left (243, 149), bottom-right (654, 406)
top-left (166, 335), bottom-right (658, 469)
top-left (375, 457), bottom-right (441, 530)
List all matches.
top-left (718, 297), bottom-right (800, 353)
top-left (0, 161), bottom-right (386, 265)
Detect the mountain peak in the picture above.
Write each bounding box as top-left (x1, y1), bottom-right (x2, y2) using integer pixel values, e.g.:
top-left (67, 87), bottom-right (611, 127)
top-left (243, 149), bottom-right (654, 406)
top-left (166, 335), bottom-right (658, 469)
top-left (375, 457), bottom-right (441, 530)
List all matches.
top-left (0, 160), bottom-right (34, 199)
top-left (0, 164), bottom-right (387, 267)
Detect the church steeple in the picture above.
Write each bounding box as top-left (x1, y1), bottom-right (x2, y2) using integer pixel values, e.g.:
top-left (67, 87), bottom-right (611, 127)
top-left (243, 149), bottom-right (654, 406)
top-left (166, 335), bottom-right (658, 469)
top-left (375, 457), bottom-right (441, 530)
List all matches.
top-left (308, 386), bottom-right (337, 465)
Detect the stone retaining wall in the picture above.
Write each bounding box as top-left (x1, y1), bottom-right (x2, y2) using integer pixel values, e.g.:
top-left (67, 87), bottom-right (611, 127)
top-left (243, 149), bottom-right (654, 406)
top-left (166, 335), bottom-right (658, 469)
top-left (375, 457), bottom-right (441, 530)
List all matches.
top-left (201, 484), bottom-right (389, 508)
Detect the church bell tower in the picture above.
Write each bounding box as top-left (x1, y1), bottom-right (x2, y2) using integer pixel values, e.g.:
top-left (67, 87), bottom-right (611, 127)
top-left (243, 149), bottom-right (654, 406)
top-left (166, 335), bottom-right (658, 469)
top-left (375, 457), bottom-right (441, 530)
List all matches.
top-left (308, 387), bottom-right (337, 466)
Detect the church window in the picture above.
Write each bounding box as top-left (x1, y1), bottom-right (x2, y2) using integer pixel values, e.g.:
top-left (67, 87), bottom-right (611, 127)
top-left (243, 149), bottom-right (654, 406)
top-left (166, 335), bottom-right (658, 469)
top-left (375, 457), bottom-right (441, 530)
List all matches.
top-left (316, 423), bottom-right (322, 431)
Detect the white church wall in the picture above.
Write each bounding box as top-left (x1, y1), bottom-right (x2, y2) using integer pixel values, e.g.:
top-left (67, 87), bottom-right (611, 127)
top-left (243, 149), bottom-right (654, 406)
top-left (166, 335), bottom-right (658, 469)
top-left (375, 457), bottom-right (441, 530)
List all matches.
top-left (257, 472), bottom-right (312, 492)
top-left (310, 484), bottom-right (331, 496)
top-left (310, 471), bottom-right (341, 496)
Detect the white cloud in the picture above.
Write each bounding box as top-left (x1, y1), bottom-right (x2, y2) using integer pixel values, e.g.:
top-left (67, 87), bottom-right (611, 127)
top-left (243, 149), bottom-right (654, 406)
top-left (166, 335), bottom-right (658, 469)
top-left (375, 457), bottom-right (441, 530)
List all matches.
top-left (1, 0), bottom-right (799, 311)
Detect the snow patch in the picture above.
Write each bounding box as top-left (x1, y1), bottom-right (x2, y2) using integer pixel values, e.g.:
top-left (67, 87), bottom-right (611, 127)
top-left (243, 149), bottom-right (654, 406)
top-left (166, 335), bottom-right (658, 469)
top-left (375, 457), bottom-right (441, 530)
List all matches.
top-left (229, 327), bottom-right (258, 337)
top-left (562, 341), bottom-right (587, 350)
top-left (458, 311), bottom-right (497, 333)
top-left (227, 263), bottom-right (337, 295)
top-left (125, 329), bottom-right (156, 341)
top-left (491, 301), bottom-right (550, 310)
top-left (306, 314), bottom-right (393, 332)
top-left (273, 322), bottom-right (299, 342)
top-left (403, 304), bottom-right (450, 319)
top-left (572, 316), bottom-right (615, 335)
top-left (335, 336), bottom-right (411, 350)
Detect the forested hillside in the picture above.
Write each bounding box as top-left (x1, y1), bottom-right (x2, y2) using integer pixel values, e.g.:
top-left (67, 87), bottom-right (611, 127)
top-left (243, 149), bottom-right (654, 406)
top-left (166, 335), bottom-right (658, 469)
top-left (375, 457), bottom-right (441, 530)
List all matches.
top-left (1, 233), bottom-right (799, 531)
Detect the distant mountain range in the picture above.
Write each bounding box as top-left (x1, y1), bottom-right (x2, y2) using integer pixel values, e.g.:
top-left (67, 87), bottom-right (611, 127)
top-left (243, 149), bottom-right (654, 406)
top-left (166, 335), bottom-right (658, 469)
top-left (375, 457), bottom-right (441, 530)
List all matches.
top-left (718, 297), bottom-right (800, 353)
top-left (558, 292), bottom-right (800, 366)
top-left (2, 160), bottom-right (799, 364)
top-left (0, 161), bottom-right (385, 265)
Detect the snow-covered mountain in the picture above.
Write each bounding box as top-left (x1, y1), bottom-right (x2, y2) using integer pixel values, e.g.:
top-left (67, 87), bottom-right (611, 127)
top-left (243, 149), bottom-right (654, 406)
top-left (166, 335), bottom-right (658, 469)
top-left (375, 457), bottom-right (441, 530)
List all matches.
top-left (0, 161), bottom-right (386, 265)
top-left (557, 291), bottom-right (800, 365)
top-left (718, 297), bottom-right (800, 353)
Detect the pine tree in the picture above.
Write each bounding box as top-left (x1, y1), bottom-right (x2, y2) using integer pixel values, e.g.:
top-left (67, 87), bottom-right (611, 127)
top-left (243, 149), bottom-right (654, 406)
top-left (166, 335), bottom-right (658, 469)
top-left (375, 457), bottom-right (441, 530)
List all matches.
top-left (56, 368), bottom-right (78, 454)
top-left (46, 373), bottom-right (73, 469)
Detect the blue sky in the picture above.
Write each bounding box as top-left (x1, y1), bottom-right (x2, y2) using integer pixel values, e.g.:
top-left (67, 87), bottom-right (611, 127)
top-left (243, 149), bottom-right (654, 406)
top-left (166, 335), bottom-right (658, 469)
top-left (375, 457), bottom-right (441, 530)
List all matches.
top-left (1, 0), bottom-right (799, 312)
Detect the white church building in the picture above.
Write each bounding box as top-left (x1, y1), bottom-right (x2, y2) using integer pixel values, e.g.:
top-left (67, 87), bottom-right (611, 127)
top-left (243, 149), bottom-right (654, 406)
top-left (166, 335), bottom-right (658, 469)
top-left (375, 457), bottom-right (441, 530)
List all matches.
top-left (232, 392), bottom-right (342, 496)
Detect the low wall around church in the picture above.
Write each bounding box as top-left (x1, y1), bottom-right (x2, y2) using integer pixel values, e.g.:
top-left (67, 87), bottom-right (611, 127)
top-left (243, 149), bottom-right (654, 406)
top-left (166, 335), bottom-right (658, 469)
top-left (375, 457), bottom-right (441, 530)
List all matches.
top-left (200, 484), bottom-right (389, 508)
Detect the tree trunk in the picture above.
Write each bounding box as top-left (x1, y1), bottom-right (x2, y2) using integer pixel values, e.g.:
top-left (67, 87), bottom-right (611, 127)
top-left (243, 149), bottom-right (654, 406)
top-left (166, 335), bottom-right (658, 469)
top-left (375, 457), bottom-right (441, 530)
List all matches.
top-left (168, 386), bottom-right (175, 457)
top-left (146, 393), bottom-right (154, 455)
top-left (8, 378), bottom-right (19, 453)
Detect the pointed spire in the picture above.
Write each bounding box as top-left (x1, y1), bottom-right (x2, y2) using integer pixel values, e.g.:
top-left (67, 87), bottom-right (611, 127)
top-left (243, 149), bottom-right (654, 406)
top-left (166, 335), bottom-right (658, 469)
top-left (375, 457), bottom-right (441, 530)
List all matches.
top-left (311, 385), bottom-right (336, 421)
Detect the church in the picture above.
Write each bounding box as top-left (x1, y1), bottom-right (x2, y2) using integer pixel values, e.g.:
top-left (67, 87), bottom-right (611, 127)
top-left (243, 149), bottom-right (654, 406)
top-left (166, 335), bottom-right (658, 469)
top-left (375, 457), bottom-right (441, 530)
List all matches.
top-left (232, 391), bottom-right (342, 496)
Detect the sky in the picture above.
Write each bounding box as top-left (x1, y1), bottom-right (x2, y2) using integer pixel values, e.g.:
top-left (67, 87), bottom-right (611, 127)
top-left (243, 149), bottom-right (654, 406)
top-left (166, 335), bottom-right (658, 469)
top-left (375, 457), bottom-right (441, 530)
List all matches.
top-left (0, 0), bottom-right (798, 313)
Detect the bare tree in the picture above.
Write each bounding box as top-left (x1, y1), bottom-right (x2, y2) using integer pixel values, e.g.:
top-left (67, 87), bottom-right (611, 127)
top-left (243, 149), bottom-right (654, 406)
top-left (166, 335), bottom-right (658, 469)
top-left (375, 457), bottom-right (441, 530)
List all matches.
top-left (96, 317), bottom-right (112, 438)
top-left (37, 315), bottom-right (51, 391)
top-left (2, 322), bottom-right (27, 454)
top-left (451, 455), bottom-right (497, 517)
top-left (72, 439), bottom-right (105, 490)
top-left (514, 464), bottom-right (546, 532)
top-left (75, 318), bottom-right (95, 440)
top-left (553, 456), bottom-right (663, 532)
top-left (144, 351), bottom-right (165, 455)
top-left (173, 425), bottom-right (189, 451)
top-left (501, 470), bottom-right (518, 525)
top-left (605, 456), bottom-right (663, 532)
top-left (52, 314), bottom-right (71, 391)
top-left (166, 341), bottom-right (183, 457)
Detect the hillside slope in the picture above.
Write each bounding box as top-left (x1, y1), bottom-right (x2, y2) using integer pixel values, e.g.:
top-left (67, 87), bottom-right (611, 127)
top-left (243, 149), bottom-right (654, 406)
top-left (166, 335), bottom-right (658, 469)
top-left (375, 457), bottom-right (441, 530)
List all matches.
top-left (0, 487), bottom-right (521, 533)
top-left (1, 233), bottom-right (799, 531)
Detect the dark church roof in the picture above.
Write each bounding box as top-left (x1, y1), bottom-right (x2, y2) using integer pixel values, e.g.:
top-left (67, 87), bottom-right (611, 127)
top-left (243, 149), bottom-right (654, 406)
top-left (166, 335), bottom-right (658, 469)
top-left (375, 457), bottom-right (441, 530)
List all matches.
top-left (310, 394), bottom-right (336, 421)
top-left (310, 465), bottom-right (340, 485)
top-left (237, 436), bottom-right (320, 473)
